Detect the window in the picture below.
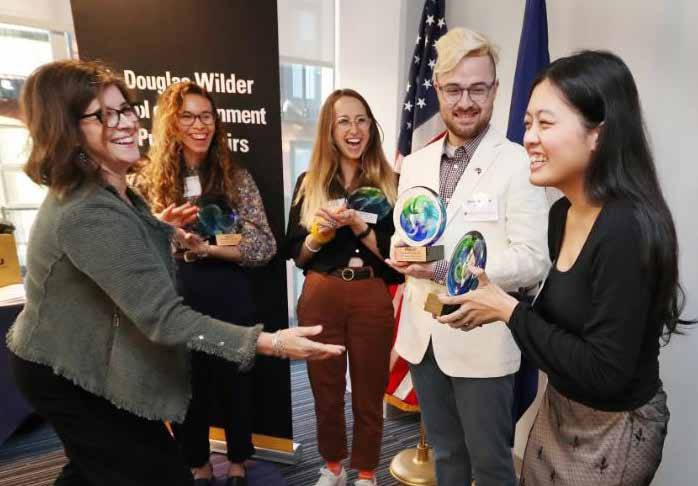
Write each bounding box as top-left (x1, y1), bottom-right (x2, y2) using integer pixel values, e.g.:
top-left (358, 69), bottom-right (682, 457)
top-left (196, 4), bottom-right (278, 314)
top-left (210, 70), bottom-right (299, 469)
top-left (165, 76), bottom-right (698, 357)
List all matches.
top-left (277, 0), bottom-right (336, 325)
top-left (0, 23), bottom-right (74, 267)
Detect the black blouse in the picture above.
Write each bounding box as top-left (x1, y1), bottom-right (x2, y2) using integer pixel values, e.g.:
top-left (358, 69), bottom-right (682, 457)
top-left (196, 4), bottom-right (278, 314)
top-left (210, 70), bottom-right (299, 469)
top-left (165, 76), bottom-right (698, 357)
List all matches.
top-left (509, 197), bottom-right (661, 411)
top-left (284, 173), bottom-right (403, 285)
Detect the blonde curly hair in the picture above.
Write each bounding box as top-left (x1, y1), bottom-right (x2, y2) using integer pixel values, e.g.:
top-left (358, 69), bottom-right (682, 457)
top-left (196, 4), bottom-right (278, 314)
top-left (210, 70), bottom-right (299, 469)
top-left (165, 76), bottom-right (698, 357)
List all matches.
top-left (135, 81), bottom-right (240, 213)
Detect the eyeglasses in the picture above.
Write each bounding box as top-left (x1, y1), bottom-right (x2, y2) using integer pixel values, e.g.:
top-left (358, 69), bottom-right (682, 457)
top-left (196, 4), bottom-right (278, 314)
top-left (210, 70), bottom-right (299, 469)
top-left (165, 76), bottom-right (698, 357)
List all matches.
top-left (438, 80), bottom-right (496, 105)
top-left (178, 111), bottom-right (216, 126)
top-left (79, 105), bottom-right (138, 128)
top-left (335, 115), bottom-right (372, 131)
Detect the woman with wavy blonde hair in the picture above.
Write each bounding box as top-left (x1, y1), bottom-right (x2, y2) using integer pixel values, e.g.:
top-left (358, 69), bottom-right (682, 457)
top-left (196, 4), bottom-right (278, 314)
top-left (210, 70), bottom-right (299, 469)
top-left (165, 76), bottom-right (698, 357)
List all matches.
top-left (136, 81), bottom-right (276, 486)
top-left (294, 90), bottom-right (397, 229)
top-left (285, 89), bottom-right (402, 486)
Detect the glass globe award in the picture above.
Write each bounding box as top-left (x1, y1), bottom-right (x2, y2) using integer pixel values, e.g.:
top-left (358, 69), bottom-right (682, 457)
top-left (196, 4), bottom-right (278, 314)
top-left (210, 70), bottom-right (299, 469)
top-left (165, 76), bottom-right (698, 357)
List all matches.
top-left (392, 186), bottom-right (446, 262)
top-left (424, 230), bottom-right (487, 316)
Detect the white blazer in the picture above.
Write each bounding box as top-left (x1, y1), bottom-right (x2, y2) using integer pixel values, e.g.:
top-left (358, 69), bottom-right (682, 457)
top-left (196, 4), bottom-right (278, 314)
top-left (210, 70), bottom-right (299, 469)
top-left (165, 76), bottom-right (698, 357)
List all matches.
top-left (393, 127), bottom-right (550, 378)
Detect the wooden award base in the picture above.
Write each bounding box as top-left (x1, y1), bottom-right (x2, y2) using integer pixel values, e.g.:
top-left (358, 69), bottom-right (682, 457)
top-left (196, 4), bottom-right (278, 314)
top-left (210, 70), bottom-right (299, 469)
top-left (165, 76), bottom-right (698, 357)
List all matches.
top-left (394, 245), bottom-right (444, 263)
top-left (215, 233), bottom-right (242, 246)
top-left (424, 292), bottom-right (460, 316)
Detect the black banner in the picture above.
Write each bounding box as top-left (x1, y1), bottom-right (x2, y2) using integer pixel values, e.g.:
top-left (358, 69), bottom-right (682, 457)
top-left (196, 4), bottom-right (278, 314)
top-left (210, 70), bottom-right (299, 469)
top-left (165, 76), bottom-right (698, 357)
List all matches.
top-left (71, 0), bottom-right (291, 440)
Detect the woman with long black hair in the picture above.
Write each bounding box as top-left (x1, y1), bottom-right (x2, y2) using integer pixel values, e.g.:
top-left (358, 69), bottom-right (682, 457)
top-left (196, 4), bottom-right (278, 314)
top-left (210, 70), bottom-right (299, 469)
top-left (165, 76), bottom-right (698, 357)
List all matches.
top-left (436, 50), bottom-right (694, 485)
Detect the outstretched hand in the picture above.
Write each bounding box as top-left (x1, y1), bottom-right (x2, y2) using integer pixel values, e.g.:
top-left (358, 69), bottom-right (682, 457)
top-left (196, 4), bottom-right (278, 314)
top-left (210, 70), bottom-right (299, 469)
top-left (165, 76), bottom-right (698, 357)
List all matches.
top-left (266, 326), bottom-right (346, 360)
top-left (384, 241), bottom-right (436, 279)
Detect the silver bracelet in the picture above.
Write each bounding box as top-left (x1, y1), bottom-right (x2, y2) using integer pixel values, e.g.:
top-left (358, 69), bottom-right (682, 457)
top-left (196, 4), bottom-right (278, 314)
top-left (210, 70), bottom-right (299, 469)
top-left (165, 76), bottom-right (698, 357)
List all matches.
top-left (304, 238), bottom-right (321, 253)
top-left (272, 330), bottom-right (288, 358)
top-left (199, 242), bottom-right (210, 258)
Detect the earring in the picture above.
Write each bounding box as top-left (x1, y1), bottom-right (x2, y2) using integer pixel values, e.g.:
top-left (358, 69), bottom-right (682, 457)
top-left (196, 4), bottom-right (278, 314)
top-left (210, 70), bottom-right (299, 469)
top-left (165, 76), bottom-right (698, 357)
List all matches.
top-left (78, 151), bottom-right (89, 163)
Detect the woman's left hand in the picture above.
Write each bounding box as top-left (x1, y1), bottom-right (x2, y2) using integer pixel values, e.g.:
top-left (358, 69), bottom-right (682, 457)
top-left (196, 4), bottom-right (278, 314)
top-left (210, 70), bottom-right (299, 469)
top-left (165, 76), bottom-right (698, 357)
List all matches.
top-left (436, 266), bottom-right (519, 331)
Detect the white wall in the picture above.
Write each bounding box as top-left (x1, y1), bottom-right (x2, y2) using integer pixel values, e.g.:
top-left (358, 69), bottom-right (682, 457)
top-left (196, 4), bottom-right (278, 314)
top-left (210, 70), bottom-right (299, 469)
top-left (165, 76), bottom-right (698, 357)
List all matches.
top-left (336, 0), bottom-right (404, 160)
top-left (278, 0), bottom-right (334, 64)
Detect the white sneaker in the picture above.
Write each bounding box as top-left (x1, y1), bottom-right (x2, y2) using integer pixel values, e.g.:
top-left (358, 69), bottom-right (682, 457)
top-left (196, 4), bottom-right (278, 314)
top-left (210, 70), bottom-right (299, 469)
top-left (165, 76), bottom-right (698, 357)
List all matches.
top-left (313, 466), bottom-right (348, 486)
top-left (354, 478), bottom-right (377, 486)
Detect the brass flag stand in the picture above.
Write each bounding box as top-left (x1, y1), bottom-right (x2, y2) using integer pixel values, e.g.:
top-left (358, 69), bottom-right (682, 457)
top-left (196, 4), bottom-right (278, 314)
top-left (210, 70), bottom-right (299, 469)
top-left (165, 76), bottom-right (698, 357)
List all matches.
top-left (389, 420), bottom-right (436, 486)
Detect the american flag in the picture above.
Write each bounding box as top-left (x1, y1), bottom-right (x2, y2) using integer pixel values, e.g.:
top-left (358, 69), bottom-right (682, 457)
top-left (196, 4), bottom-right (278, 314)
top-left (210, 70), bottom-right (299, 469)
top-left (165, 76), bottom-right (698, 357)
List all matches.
top-left (385, 0), bottom-right (448, 413)
top-left (395, 0), bottom-right (448, 172)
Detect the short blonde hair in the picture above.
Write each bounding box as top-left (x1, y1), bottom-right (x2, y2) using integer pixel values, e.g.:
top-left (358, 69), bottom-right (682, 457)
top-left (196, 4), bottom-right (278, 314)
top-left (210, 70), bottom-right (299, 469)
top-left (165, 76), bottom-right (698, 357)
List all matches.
top-left (433, 27), bottom-right (499, 82)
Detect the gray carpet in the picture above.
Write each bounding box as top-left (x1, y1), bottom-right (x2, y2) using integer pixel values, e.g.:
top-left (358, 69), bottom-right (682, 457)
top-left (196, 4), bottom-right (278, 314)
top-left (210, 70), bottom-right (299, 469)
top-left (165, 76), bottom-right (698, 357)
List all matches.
top-left (0, 361), bottom-right (421, 485)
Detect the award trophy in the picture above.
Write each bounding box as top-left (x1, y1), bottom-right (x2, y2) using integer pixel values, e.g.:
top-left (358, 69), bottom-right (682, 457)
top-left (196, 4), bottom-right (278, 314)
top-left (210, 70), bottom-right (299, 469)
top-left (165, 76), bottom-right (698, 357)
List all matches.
top-left (347, 186), bottom-right (392, 224)
top-left (424, 230), bottom-right (487, 316)
top-left (393, 186), bottom-right (446, 262)
top-left (184, 199), bottom-right (242, 262)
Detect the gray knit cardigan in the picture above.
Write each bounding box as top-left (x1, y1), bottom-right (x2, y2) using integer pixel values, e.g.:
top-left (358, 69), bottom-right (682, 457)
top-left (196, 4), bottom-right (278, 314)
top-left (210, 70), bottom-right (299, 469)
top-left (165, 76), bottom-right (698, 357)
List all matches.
top-left (7, 182), bottom-right (262, 422)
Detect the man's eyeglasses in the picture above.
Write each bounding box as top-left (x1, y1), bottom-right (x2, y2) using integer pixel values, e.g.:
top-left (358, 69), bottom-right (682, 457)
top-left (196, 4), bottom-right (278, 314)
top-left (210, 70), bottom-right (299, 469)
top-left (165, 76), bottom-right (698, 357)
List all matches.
top-left (178, 111), bottom-right (216, 126)
top-left (79, 105), bottom-right (139, 128)
top-left (438, 80), bottom-right (496, 105)
top-left (335, 115), bottom-right (372, 131)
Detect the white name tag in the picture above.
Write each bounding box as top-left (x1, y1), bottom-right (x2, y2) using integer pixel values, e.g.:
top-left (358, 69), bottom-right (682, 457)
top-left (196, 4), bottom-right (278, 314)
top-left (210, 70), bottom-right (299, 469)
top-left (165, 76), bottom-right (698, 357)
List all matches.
top-left (356, 210), bottom-right (378, 224)
top-left (184, 175), bottom-right (202, 199)
top-left (463, 194), bottom-right (498, 222)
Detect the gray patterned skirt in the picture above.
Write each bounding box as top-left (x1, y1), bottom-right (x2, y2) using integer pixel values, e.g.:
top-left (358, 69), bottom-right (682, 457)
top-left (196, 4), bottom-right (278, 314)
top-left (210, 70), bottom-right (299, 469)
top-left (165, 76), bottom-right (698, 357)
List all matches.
top-left (520, 385), bottom-right (669, 486)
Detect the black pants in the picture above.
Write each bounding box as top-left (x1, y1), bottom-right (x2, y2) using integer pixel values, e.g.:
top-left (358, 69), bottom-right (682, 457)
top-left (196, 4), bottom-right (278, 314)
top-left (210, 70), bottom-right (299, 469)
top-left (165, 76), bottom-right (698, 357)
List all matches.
top-left (174, 260), bottom-right (256, 466)
top-left (10, 352), bottom-right (193, 486)
top-left (172, 352), bottom-right (254, 466)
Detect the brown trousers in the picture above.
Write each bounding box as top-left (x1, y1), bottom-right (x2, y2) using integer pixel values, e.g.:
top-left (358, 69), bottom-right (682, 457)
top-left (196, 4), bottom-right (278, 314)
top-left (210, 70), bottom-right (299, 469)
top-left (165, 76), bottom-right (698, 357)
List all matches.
top-left (297, 271), bottom-right (395, 470)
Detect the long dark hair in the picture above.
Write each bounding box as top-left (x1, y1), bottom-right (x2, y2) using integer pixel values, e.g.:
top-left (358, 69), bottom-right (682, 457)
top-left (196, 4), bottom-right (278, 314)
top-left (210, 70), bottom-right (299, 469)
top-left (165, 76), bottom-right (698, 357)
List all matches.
top-left (531, 50), bottom-right (693, 342)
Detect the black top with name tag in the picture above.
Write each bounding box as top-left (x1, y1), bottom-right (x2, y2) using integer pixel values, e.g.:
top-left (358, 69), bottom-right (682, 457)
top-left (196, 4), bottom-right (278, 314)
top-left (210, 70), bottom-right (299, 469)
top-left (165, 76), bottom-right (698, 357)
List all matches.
top-left (285, 173), bottom-right (403, 285)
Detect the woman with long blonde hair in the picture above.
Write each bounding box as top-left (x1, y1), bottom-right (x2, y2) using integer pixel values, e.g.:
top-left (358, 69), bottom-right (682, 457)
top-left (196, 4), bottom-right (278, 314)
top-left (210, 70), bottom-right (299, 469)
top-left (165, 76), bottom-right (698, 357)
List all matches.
top-left (285, 89), bottom-right (402, 486)
top-left (136, 81), bottom-right (276, 486)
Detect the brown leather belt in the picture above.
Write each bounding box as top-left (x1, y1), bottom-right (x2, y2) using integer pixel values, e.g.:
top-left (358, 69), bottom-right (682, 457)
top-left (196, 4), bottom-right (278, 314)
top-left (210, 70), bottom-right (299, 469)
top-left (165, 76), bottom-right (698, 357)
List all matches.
top-left (329, 266), bottom-right (374, 282)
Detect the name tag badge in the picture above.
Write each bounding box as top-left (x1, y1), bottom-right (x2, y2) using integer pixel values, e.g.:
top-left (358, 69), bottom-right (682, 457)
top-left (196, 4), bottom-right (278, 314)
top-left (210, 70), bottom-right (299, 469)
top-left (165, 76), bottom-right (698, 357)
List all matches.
top-left (463, 193), bottom-right (498, 222)
top-left (356, 210), bottom-right (378, 224)
top-left (184, 175), bottom-right (202, 199)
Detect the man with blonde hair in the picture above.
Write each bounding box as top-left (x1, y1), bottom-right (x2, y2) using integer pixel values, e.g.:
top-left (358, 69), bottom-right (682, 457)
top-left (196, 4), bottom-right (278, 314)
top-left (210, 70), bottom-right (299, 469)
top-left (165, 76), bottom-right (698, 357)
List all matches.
top-left (387, 28), bottom-right (549, 485)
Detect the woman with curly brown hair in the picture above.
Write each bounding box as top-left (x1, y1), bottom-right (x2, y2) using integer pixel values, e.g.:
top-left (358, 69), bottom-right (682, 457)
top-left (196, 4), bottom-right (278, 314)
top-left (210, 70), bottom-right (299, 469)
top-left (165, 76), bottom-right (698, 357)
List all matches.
top-left (135, 81), bottom-right (275, 486)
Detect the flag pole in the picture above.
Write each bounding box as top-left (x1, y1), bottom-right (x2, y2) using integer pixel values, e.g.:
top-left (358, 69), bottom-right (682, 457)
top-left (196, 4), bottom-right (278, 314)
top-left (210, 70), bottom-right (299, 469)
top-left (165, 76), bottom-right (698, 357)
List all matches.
top-left (389, 420), bottom-right (436, 486)
top-left (390, 1), bottom-right (446, 482)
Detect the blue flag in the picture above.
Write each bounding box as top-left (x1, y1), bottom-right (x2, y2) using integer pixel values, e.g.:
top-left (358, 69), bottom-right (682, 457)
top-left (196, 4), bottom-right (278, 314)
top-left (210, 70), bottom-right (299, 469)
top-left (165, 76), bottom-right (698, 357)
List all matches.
top-left (507, 0), bottom-right (550, 144)
top-left (507, 0), bottom-right (550, 429)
